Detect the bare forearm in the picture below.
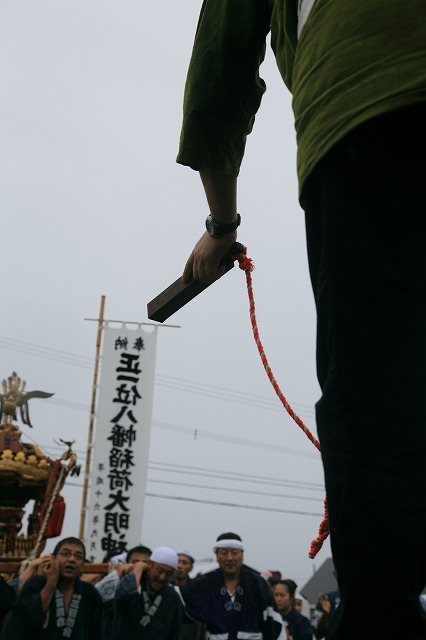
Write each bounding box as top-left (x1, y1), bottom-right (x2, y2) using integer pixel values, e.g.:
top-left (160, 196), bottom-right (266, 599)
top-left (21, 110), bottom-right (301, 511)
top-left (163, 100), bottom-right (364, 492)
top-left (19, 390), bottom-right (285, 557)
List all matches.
top-left (181, 170), bottom-right (239, 284)
top-left (199, 170), bottom-right (238, 223)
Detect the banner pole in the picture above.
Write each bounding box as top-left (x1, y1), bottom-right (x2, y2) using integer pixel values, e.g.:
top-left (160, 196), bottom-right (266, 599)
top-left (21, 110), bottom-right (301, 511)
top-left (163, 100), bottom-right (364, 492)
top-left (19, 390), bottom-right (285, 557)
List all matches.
top-left (79, 295), bottom-right (106, 540)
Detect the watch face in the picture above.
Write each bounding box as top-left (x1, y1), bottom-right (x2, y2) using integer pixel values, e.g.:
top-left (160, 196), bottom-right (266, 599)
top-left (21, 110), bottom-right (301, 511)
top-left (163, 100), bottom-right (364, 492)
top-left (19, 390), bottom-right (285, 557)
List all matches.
top-left (205, 213), bottom-right (240, 237)
top-left (205, 216), bottom-right (217, 236)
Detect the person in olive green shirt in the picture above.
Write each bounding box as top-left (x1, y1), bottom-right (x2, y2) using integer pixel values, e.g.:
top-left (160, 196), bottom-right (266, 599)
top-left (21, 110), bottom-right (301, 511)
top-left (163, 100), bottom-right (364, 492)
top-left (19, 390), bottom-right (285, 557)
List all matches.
top-left (176, 2), bottom-right (426, 639)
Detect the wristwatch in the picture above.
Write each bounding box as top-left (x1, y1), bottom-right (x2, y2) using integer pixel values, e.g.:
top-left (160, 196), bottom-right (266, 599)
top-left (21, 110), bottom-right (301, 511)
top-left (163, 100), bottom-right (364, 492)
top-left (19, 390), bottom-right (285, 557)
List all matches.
top-left (205, 213), bottom-right (241, 238)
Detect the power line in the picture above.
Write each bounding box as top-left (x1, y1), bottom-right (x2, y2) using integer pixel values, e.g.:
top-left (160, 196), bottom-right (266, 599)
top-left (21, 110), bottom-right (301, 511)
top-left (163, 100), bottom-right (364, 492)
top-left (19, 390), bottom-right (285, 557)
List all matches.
top-left (1, 341), bottom-right (324, 524)
top-left (145, 493), bottom-right (323, 517)
top-left (27, 413), bottom-right (319, 464)
top-left (0, 336), bottom-right (94, 368)
top-left (63, 477), bottom-right (323, 504)
top-left (149, 461), bottom-right (324, 491)
top-left (62, 484), bottom-right (323, 516)
top-left (155, 374), bottom-right (316, 418)
top-left (23, 436), bottom-right (324, 493)
top-left (45, 451), bottom-right (324, 493)
top-left (148, 478), bottom-right (323, 502)
top-left (154, 420), bottom-right (319, 461)
top-left (0, 335), bottom-right (316, 418)
top-left (55, 416), bottom-right (319, 461)
top-left (48, 398), bottom-right (90, 412)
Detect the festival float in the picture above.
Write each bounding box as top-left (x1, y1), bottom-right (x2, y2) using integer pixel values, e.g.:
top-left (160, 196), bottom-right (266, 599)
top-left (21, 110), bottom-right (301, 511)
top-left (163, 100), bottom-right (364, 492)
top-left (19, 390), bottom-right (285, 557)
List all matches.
top-left (0, 372), bottom-right (78, 577)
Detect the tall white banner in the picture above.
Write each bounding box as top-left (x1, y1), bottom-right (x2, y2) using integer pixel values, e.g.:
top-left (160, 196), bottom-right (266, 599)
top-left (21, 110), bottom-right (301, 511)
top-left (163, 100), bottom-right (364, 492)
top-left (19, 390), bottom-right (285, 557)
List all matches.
top-left (85, 325), bottom-right (157, 562)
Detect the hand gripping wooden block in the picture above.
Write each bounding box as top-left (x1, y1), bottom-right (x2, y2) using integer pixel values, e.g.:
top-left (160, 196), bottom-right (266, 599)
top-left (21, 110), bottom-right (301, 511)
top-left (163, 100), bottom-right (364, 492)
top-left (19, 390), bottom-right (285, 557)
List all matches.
top-left (147, 242), bottom-right (244, 323)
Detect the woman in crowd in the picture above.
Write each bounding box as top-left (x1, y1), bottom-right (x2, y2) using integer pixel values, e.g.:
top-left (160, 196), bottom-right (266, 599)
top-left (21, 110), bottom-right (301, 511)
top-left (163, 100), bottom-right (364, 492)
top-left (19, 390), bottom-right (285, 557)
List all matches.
top-left (271, 579), bottom-right (313, 640)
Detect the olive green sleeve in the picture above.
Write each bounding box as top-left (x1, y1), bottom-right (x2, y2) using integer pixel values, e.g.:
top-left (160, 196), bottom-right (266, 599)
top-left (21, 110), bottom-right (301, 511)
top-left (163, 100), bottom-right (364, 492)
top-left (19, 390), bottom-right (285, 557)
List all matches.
top-left (177, 0), bottom-right (272, 176)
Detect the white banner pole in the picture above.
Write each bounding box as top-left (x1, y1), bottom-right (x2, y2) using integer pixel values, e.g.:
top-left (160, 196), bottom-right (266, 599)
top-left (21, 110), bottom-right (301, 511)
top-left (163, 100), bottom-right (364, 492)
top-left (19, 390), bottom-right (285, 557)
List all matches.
top-left (79, 295), bottom-right (106, 541)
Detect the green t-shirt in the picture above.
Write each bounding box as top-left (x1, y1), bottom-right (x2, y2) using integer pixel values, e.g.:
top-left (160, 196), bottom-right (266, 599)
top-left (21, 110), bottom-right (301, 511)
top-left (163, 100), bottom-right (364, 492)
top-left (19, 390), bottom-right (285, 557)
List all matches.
top-left (177, 0), bottom-right (426, 195)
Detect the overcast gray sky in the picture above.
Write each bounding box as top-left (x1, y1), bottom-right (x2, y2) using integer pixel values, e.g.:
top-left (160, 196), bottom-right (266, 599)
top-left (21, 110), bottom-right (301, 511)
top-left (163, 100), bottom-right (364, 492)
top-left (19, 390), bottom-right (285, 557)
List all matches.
top-left (0, 0), bottom-right (330, 588)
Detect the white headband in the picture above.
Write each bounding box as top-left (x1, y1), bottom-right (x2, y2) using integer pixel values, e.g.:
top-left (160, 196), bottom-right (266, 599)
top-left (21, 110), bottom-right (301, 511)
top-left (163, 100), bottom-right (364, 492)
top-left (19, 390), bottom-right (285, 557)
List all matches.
top-left (213, 539), bottom-right (244, 552)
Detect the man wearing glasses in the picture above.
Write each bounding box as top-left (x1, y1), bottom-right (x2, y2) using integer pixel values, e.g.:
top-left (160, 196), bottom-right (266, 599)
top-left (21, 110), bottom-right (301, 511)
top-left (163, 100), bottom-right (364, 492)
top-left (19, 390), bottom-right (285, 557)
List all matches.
top-left (2, 536), bottom-right (102, 639)
top-left (178, 532), bottom-right (283, 640)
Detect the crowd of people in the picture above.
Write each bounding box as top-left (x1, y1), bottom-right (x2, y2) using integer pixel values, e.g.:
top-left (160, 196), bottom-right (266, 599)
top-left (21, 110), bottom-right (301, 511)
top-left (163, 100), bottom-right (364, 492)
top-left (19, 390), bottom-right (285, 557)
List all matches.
top-left (0, 532), bottom-right (352, 640)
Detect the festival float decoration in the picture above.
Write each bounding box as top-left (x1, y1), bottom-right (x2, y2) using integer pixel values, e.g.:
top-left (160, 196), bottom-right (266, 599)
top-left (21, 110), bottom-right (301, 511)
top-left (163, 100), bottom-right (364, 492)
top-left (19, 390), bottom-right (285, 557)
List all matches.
top-left (0, 372), bottom-right (77, 573)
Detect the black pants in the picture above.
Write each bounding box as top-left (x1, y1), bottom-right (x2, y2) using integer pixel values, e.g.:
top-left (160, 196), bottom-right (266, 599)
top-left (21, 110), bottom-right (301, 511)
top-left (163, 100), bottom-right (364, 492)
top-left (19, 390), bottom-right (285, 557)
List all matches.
top-left (302, 104), bottom-right (426, 639)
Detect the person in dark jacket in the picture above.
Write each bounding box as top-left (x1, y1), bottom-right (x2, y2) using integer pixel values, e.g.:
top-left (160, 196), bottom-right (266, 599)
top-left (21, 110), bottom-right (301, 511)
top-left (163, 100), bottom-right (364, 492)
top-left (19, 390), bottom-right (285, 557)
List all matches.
top-left (112, 546), bottom-right (182, 640)
top-left (271, 579), bottom-right (313, 640)
top-left (173, 551), bottom-right (205, 640)
top-left (1, 537), bottom-right (102, 640)
top-left (178, 533), bottom-right (283, 640)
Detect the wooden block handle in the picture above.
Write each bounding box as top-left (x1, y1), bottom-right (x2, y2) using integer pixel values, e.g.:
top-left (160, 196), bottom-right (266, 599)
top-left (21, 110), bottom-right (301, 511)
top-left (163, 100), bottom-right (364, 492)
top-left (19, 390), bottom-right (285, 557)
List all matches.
top-left (147, 242), bottom-right (244, 323)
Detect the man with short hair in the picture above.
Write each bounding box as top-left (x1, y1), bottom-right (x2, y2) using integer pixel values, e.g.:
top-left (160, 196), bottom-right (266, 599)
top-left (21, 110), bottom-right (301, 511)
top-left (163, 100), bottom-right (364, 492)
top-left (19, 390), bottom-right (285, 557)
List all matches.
top-left (179, 532), bottom-right (283, 640)
top-left (126, 545), bottom-right (152, 565)
top-left (96, 544), bottom-right (152, 603)
top-left (112, 546), bottom-right (182, 640)
top-left (2, 536), bottom-right (102, 639)
top-left (174, 551), bottom-right (194, 588)
top-left (173, 551), bottom-right (205, 640)
top-left (97, 544), bottom-right (152, 640)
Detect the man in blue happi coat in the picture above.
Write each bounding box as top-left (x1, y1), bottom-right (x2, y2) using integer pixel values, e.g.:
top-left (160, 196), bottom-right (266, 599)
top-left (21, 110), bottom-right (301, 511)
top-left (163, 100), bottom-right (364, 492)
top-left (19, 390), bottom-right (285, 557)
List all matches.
top-left (178, 532), bottom-right (283, 640)
top-left (112, 546), bottom-right (182, 640)
top-left (1, 537), bottom-right (102, 640)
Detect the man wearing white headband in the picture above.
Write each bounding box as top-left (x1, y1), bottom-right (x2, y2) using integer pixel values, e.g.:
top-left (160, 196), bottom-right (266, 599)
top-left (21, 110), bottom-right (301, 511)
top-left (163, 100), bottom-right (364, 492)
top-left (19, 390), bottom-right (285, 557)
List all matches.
top-left (112, 546), bottom-right (182, 639)
top-left (178, 532), bottom-right (283, 640)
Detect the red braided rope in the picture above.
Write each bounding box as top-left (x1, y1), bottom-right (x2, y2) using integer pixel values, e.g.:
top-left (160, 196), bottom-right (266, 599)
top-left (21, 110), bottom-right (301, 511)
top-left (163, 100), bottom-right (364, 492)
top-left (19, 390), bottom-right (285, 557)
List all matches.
top-left (234, 245), bottom-right (330, 559)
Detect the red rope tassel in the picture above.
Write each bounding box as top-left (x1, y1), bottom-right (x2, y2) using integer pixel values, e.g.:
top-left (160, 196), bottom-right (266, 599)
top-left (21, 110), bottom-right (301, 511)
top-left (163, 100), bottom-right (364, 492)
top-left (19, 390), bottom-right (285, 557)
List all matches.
top-left (234, 245), bottom-right (329, 558)
top-left (308, 499), bottom-right (330, 559)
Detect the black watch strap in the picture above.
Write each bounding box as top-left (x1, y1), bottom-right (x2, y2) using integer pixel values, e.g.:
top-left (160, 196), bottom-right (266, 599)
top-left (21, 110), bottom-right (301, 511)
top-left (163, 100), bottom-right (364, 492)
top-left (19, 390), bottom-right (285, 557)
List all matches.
top-left (205, 213), bottom-right (241, 238)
